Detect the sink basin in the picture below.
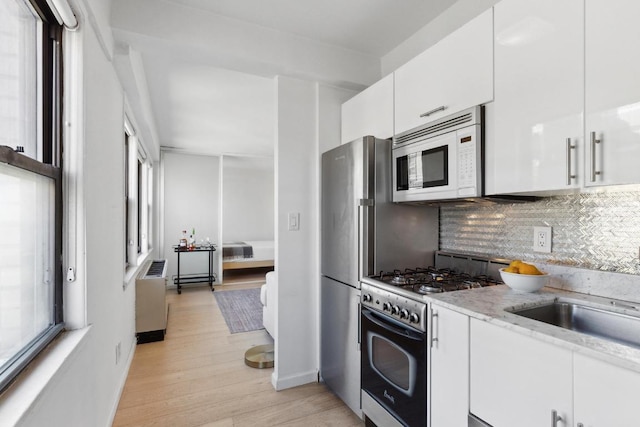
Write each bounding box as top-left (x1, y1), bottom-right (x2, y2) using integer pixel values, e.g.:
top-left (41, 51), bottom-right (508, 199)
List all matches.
top-left (509, 300), bottom-right (640, 349)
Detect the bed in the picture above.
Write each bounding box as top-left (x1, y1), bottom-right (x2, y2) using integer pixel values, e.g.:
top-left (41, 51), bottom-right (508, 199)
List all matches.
top-left (222, 240), bottom-right (274, 270)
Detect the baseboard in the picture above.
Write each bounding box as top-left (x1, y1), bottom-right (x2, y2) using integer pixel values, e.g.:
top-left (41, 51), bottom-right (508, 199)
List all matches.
top-left (107, 336), bottom-right (136, 427)
top-left (271, 369), bottom-right (318, 391)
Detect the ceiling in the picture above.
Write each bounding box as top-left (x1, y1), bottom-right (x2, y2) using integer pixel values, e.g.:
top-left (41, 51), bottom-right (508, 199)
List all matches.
top-left (111, 0), bottom-right (459, 159)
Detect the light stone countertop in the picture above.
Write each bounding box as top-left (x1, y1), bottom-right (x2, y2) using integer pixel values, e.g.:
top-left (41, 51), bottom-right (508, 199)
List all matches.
top-left (428, 284), bottom-right (640, 374)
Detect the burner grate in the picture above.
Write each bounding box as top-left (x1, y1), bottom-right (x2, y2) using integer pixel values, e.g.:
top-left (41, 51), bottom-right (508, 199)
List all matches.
top-left (370, 266), bottom-right (502, 295)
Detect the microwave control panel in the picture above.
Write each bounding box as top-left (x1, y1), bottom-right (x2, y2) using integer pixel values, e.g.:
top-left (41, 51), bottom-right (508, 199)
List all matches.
top-left (457, 127), bottom-right (481, 196)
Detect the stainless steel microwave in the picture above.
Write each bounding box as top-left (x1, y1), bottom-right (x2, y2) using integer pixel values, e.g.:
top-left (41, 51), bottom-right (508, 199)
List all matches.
top-left (392, 106), bottom-right (483, 202)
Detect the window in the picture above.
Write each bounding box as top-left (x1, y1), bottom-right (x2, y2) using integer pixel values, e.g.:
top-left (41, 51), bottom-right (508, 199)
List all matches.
top-left (0, 0), bottom-right (63, 392)
top-left (124, 120), bottom-right (152, 270)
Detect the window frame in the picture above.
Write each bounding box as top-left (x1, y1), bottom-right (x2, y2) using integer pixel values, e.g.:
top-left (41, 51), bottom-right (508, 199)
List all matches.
top-left (0, 0), bottom-right (63, 393)
top-left (124, 118), bottom-right (152, 273)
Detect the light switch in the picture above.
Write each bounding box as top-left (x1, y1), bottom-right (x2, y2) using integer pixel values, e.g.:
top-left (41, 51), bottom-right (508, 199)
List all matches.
top-left (288, 212), bottom-right (300, 231)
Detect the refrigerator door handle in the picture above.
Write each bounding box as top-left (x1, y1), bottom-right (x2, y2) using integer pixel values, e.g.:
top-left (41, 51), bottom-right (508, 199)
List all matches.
top-left (357, 301), bottom-right (361, 350)
top-left (357, 204), bottom-right (364, 282)
top-left (358, 199), bottom-right (374, 282)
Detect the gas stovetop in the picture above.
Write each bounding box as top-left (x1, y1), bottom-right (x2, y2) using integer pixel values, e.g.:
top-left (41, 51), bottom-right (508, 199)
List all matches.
top-left (367, 267), bottom-right (502, 295)
top-left (360, 252), bottom-right (510, 331)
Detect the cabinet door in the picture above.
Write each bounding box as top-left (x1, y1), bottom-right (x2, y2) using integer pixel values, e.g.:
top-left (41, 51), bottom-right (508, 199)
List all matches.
top-left (394, 9), bottom-right (493, 135)
top-left (430, 305), bottom-right (469, 427)
top-left (469, 319), bottom-right (573, 427)
top-left (585, 0), bottom-right (640, 187)
top-left (574, 353), bottom-right (640, 426)
top-left (488, 0), bottom-right (583, 195)
top-left (341, 74), bottom-right (394, 144)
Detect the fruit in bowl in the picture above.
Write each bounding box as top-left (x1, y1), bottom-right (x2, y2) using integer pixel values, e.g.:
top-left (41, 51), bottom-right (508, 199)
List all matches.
top-left (499, 260), bottom-right (549, 292)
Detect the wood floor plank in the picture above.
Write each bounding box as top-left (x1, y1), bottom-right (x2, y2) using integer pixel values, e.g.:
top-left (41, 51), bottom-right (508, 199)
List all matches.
top-left (113, 278), bottom-right (363, 426)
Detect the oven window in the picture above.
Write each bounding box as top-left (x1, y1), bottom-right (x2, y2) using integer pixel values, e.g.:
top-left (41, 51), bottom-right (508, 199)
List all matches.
top-left (371, 335), bottom-right (410, 391)
top-left (396, 155), bottom-right (409, 191)
top-left (420, 146), bottom-right (448, 187)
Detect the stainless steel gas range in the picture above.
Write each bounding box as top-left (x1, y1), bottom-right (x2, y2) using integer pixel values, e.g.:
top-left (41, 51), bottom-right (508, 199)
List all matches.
top-left (359, 251), bottom-right (509, 427)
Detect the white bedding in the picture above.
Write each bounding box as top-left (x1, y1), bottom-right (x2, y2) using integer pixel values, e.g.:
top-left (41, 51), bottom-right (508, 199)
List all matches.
top-left (223, 240), bottom-right (274, 262)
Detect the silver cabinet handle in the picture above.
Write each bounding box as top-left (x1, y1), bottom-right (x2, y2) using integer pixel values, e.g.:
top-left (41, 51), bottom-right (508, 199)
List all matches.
top-left (430, 309), bottom-right (438, 347)
top-left (590, 131), bottom-right (601, 182)
top-left (420, 106), bottom-right (446, 118)
top-left (551, 410), bottom-right (562, 426)
top-left (566, 138), bottom-right (576, 185)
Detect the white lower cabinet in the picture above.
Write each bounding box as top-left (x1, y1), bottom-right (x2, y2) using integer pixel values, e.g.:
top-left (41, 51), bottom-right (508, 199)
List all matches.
top-left (469, 319), bottom-right (573, 427)
top-left (470, 318), bottom-right (640, 427)
top-left (429, 304), bottom-right (469, 427)
top-left (574, 353), bottom-right (640, 426)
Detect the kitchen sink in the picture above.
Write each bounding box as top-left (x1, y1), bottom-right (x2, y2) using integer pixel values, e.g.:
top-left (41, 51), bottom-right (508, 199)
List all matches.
top-left (509, 299), bottom-right (640, 349)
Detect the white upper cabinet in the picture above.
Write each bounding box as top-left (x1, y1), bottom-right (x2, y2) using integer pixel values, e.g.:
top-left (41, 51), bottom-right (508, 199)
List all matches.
top-left (341, 74), bottom-right (394, 144)
top-left (394, 9), bottom-right (493, 135)
top-left (584, 0), bottom-right (640, 187)
top-left (487, 0), bottom-right (583, 195)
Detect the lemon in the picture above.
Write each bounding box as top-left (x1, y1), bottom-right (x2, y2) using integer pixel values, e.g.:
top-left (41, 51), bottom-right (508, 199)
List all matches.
top-left (504, 266), bottom-right (519, 273)
top-left (518, 262), bottom-right (542, 275)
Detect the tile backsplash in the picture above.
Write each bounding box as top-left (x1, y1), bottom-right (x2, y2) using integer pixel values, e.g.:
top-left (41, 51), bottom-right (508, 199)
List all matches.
top-left (440, 190), bottom-right (640, 275)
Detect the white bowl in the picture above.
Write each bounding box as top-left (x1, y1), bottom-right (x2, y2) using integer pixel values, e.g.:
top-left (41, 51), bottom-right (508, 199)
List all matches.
top-left (499, 268), bottom-right (549, 293)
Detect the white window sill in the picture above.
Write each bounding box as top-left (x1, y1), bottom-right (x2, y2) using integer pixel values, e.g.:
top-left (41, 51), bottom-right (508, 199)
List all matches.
top-left (123, 250), bottom-right (154, 289)
top-left (0, 326), bottom-right (92, 426)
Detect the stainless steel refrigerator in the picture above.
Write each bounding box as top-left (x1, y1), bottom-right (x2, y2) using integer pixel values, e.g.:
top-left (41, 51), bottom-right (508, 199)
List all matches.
top-left (320, 136), bottom-right (439, 416)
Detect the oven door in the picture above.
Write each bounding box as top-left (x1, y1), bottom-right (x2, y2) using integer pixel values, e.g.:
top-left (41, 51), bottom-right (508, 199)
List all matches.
top-left (361, 307), bottom-right (427, 427)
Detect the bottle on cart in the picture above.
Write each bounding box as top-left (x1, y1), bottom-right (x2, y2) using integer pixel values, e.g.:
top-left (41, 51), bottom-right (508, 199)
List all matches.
top-left (179, 230), bottom-right (188, 248)
top-left (188, 233), bottom-right (195, 250)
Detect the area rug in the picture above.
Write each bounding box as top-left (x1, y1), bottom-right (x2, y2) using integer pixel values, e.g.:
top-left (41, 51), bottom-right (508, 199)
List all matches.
top-left (214, 288), bottom-right (264, 334)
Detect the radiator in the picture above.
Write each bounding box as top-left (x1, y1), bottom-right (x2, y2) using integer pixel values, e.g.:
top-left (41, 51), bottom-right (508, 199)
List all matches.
top-left (135, 259), bottom-right (168, 343)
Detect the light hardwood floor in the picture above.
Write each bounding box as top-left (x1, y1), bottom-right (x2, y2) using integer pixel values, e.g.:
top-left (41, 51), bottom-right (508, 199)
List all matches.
top-left (113, 275), bottom-right (363, 426)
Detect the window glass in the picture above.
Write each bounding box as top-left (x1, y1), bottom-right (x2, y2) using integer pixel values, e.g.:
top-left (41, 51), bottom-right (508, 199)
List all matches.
top-left (0, 0), bottom-right (62, 392)
top-left (0, 162), bottom-right (55, 367)
top-left (0, 0), bottom-right (39, 159)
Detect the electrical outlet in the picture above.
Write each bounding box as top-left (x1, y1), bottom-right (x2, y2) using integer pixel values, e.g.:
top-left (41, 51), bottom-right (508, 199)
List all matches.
top-left (534, 226), bottom-right (552, 253)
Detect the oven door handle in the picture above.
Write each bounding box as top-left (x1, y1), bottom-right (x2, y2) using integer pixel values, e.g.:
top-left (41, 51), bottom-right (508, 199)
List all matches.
top-left (362, 309), bottom-right (423, 341)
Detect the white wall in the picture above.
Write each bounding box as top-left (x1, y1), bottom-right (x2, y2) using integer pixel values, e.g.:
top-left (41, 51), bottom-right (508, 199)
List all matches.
top-left (271, 78), bottom-right (351, 389)
top-left (162, 152), bottom-right (221, 283)
top-left (221, 156), bottom-right (274, 242)
top-left (272, 76), bottom-right (318, 389)
top-left (318, 85), bottom-right (358, 152)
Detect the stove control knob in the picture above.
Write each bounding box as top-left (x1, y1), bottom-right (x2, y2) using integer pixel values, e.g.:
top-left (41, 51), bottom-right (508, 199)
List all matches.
top-left (391, 305), bottom-right (401, 315)
top-left (400, 309), bottom-right (409, 319)
top-left (363, 294), bottom-right (372, 302)
top-left (382, 302), bottom-right (391, 312)
top-left (409, 313), bottom-right (420, 324)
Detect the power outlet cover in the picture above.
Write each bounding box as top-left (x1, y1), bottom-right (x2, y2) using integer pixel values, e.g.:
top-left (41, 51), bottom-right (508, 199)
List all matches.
top-left (533, 226), bottom-right (552, 253)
